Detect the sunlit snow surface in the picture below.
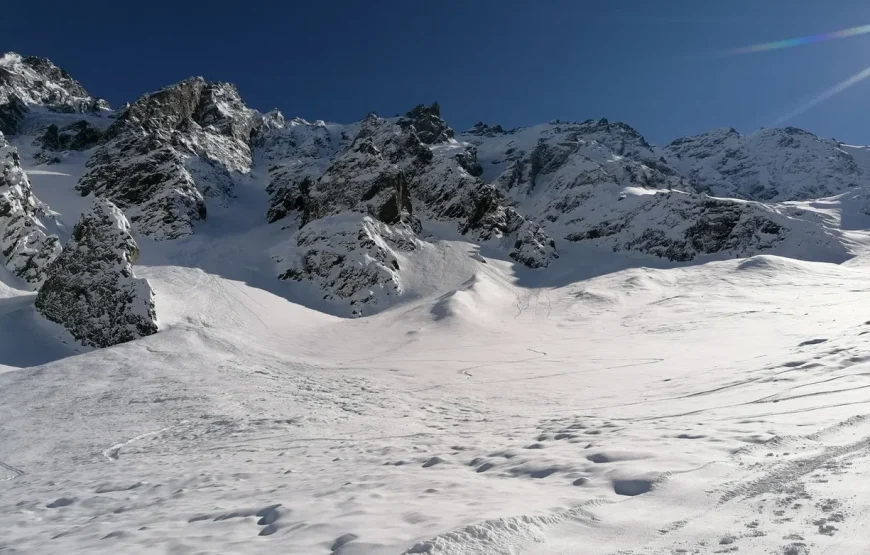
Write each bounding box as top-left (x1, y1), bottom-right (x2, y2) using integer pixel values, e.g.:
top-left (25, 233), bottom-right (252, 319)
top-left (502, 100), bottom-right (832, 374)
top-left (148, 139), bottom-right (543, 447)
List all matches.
top-left (5, 139), bottom-right (870, 554)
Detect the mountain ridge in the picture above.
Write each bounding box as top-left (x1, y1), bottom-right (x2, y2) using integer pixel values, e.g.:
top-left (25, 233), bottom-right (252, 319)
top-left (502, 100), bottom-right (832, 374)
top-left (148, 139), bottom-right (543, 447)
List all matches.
top-left (0, 51), bottom-right (867, 321)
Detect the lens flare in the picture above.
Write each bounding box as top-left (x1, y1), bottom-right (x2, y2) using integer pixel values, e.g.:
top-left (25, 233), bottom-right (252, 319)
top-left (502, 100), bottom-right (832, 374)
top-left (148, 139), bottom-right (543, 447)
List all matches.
top-left (772, 66), bottom-right (870, 126)
top-left (728, 24), bottom-right (870, 55)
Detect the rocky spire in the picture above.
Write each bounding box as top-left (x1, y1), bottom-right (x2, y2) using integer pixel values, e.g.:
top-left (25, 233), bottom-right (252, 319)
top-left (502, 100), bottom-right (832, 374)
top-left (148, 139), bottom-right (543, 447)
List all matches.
top-left (0, 132), bottom-right (60, 287)
top-left (35, 198), bottom-right (157, 348)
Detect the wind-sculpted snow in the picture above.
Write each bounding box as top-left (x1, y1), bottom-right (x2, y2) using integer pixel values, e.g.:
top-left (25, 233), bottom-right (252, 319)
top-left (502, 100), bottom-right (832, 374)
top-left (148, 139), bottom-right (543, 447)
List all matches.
top-left (0, 132), bottom-right (60, 287)
top-left (76, 77), bottom-right (255, 239)
top-left (35, 198), bottom-right (157, 347)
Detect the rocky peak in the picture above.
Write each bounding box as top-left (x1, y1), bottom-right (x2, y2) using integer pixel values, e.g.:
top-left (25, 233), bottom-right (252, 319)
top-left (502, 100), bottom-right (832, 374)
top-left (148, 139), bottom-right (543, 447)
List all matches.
top-left (35, 198), bottom-right (157, 348)
top-left (398, 102), bottom-right (454, 144)
top-left (77, 76), bottom-right (257, 239)
top-left (465, 121), bottom-right (507, 137)
top-left (300, 114), bottom-right (423, 227)
top-left (0, 52), bottom-right (103, 116)
top-left (666, 127), bottom-right (741, 154)
top-left (106, 77), bottom-right (207, 138)
top-left (17, 55), bottom-right (90, 98)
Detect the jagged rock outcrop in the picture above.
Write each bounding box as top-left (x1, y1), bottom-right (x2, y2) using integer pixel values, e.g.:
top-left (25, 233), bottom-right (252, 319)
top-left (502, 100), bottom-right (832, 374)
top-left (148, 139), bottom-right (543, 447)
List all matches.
top-left (34, 120), bottom-right (104, 164)
top-left (261, 116), bottom-right (356, 223)
top-left (76, 77), bottom-right (255, 239)
top-left (275, 214), bottom-right (419, 316)
top-left (460, 119), bottom-right (853, 263)
top-left (398, 102), bottom-right (454, 144)
top-left (298, 114), bottom-right (431, 227)
top-left (35, 198), bottom-right (157, 348)
top-left (564, 191), bottom-right (790, 261)
top-left (0, 95), bottom-right (28, 135)
top-left (0, 132), bottom-right (60, 287)
top-left (264, 109), bottom-right (560, 313)
top-left (665, 127), bottom-right (863, 201)
top-left (38, 120), bottom-right (103, 151)
top-left (0, 52), bottom-right (108, 132)
top-left (267, 111), bottom-right (560, 269)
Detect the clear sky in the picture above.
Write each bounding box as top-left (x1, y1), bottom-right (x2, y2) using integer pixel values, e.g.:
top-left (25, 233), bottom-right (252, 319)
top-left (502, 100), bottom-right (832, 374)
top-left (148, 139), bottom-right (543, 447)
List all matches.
top-left (6, 0), bottom-right (870, 144)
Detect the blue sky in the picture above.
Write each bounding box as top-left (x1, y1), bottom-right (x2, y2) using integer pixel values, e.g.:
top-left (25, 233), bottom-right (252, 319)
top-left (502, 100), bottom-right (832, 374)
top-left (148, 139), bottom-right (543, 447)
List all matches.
top-left (6, 0), bottom-right (870, 144)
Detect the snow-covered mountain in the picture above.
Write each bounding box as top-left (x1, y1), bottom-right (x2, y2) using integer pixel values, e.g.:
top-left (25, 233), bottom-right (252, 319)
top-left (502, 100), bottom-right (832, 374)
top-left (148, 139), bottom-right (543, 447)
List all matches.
top-left (5, 52), bottom-right (870, 555)
top-left (665, 126), bottom-right (864, 201)
top-left (2, 53), bottom-right (865, 316)
top-left (0, 53), bottom-right (108, 134)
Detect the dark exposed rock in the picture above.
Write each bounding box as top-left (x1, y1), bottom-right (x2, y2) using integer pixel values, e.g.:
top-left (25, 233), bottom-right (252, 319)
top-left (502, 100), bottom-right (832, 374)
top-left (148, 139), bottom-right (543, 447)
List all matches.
top-left (0, 132), bottom-right (60, 287)
top-left (295, 114), bottom-right (428, 228)
top-left (76, 77), bottom-right (255, 239)
top-left (611, 195), bottom-right (787, 261)
top-left (398, 102), bottom-right (454, 144)
top-left (453, 149), bottom-right (483, 177)
top-left (35, 198), bottom-right (157, 348)
top-left (466, 122), bottom-right (507, 137)
top-left (0, 95), bottom-right (28, 135)
top-left (37, 120), bottom-right (103, 152)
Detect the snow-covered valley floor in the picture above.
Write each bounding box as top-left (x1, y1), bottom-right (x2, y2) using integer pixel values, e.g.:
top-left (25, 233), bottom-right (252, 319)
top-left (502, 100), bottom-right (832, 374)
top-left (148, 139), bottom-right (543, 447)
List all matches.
top-left (4, 238), bottom-right (870, 554)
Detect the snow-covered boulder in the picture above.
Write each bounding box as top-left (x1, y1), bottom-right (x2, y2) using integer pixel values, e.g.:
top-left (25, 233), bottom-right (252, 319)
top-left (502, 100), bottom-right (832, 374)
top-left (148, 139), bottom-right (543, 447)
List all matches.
top-left (76, 77), bottom-right (255, 239)
top-left (35, 198), bottom-right (157, 348)
top-left (0, 132), bottom-right (60, 287)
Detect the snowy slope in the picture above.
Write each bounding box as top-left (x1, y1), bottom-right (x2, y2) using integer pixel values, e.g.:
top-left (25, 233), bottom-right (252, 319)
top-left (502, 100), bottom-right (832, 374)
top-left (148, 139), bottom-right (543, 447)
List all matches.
top-left (5, 252), bottom-right (870, 554)
top-left (4, 51), bottom-right (870, 555)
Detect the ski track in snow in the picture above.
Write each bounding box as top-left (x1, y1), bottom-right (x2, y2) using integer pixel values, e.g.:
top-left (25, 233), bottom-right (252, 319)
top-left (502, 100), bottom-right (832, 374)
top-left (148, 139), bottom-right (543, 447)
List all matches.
top-left (102, 426), bottom-right (178, 461)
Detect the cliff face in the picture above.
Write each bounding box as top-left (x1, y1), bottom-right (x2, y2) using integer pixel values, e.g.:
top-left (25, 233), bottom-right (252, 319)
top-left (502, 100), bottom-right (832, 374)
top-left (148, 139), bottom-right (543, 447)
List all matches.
top-left (35, 198), bottom-right (157, 348)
